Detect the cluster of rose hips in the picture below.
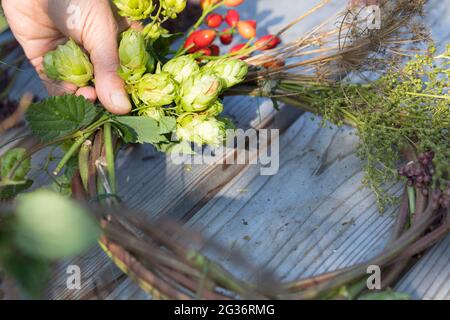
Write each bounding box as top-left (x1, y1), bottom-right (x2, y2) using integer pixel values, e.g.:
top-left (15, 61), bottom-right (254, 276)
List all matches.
top-left (398, 150), bottom-right (449, 209)
top-left (184, 0), bottom-right (281, 57)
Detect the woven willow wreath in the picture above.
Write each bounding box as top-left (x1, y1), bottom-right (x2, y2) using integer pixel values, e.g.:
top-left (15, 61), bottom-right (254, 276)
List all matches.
top-left (0, 0), bottom-right (448, 299)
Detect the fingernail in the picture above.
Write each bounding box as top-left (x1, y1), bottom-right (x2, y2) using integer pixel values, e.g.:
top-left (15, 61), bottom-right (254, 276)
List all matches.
top-left (110, 92), bottom-right (132, 113)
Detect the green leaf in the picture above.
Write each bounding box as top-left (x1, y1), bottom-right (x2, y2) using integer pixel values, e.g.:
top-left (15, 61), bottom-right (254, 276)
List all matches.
top-left (115, 116), bottom-right (165, 144)
top-left (114, 123), bottom-right (137, 144)
top-left (26, 95), bottom-right (99, 142)
top-left (0, 180), bottom-right (33, 200)
top-left (358, 290), bottom-right (411, 300)
top-left (158, 116), bottom-right (177, 135)
top-left (0, 249), bottom-right (50, 298)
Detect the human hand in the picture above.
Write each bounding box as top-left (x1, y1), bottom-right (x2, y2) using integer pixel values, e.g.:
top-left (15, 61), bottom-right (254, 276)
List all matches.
top-left (3, 0), bottom-right (134, 114)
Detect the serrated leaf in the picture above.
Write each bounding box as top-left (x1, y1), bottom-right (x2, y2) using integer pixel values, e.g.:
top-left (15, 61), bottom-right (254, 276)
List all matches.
top-left (0, 180), bottom-right (33, 200)
top-left (26, 95), bottom-right (99, 142)
top-left (115, 116), bottom-right (165, 144)
top-left (114, 123), bottom-right (137, 144)
top-left (158, 116), bottom-right (177, 135)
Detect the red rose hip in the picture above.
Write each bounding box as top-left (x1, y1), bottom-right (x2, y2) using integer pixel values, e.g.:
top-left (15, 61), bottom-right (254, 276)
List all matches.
top-left (209, 45), bottom-right (220, 56)
top-left (255, 34), bottom-right (281, 50)
top-left (220, 29), bottom-right (234, 45)
top-left (225, 0), bottom-right (244, 6)
top-left (193, 30), bottom-right (217, 48)
top-left (237, 21), bottom-right (256, 39)
top-left (225, 10), bottom-right (240, 27)
top-left (206, 14), bottom-right (223, 28)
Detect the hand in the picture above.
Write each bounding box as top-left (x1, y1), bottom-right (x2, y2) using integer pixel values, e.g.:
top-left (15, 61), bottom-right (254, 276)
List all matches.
top-left (3, 0), bottom-right (133, 114)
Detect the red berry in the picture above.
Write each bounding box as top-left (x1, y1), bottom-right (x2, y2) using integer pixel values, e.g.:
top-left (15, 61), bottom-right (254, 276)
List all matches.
top-left (225, 0), bottom-right (244, 6)
top-left (193, 29), bottom-right (217, 48)
top-left (237, 21), bottom-right (256, 39)
top-left (263, 58), bottom-right (285, 69)
top-left (230, 43), bottom-right (246, 53)
top-left (230, 44), bottom-right (249, 59)
top-left (184, 30), bottom-right (201, 53)
top-left (247, 20), bottom-right (257, 29)
top-left (195, 47), bottom-right (212, 56)
top-left (209, 45), bottom-right (220, 56)
top-left (254, 34), bottom-right (281, 50)
top-left (225, 10), bottom-right (240, 27)
top-left (220, 29), bottom-right (234, 45)
top-left (206, 14), bottom-right (223, 28)
top-left (200, 0), bottom-right (220, 9)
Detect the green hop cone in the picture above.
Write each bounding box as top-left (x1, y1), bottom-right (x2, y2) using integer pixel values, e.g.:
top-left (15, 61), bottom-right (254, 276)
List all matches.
top-left (43, 39), bottom-right (93, 87)
top-left (176, 114), bottom-right (226, 146)
top-left (118, 29), bottom-right (154, 83)
top-left (179, 70), bottom-right (224, 112)
top-left (13, 190), bottom-right (101, 260)
top-left (142, 23), bottom-right (169, 42)
top-left (161, 0), bottom-right (187, 19)
top-left (113, 0), bottom-right (153, 21)
top-left (139, 107), bottom-right (165, 121)
top-left (204, 58), bottom-right (248, 88)
top-left (132, 72), bottom-right (177, 107)
top-left (162, 55), bottom-right (200, 84)
top-left (202, 100), bottom-right (224, 117)
top-left (0, 148), bottom-right (31, 181)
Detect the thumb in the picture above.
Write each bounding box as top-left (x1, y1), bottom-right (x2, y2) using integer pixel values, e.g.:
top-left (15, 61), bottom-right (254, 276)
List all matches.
top-left (82, 13), bottom-right (131, 114)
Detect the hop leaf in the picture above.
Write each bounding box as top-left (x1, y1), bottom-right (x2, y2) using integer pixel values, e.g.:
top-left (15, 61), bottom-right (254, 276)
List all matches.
top-left (43, 39), bottom-right (94, 87)
top-left (113, 0), bottom-right (154, 20)
top-left (131, 72), bottom-right (178, 107)
top-left (26, 95), bottom-right (100, 142)
top-left (162, 55), bottom-right (200, 84)
top-left (118, 29), bottom-right (155, 83)
top-left (204, 58), bottom-right (248, 88)
top-left (179, 70), bottom-right (224, 112)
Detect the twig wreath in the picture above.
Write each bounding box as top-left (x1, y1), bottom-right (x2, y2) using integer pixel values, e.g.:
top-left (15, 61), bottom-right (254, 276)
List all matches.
top-left (0, 0), bottom-right (448, 299)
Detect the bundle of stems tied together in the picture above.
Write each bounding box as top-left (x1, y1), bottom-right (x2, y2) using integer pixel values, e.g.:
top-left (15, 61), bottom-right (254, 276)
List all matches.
top-left (0, 0), bottom-right (449, 299)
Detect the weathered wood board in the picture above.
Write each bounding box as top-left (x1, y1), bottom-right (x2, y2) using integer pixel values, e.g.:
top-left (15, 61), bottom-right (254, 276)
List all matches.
top-left (0, 0), bottom-right (449, 300)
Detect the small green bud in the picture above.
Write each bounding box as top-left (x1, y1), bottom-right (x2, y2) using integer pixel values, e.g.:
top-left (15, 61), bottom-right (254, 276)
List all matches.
top-left (142, 23), bottom-right (169, 42)
top-left (161, 0), bottom-right (187, 19)
top-left (118, 29), bottom-right (154, 83)
top-left (113, 0), bottom-right (154, 21)
top-left (162, 55), bottom-right (200, 83)
top-left (176, 114), bottom-right (226, 146)
top-left (43, 39), bottom-right (94, 87)
top-left (179, 70), bottom-right (224, 112)
top-left (0, 148), bottom-right (30, 181)
top-left (132, 72), bottom-right (178, 107)
top-left (204, 58), bottom-right (248, 88)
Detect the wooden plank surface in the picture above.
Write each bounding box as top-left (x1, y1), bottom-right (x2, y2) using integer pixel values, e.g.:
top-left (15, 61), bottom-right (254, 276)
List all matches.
top-left (0, 0), bottom-right (448, 300)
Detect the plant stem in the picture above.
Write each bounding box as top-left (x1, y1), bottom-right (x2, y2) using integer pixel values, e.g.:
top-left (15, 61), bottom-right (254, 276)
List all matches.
top-left (104, 123), bottom-right (116, 195)
top-left (407, 186), bottom-right (416, 215)
top-left (53, 132), bottom-right (94, 176)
